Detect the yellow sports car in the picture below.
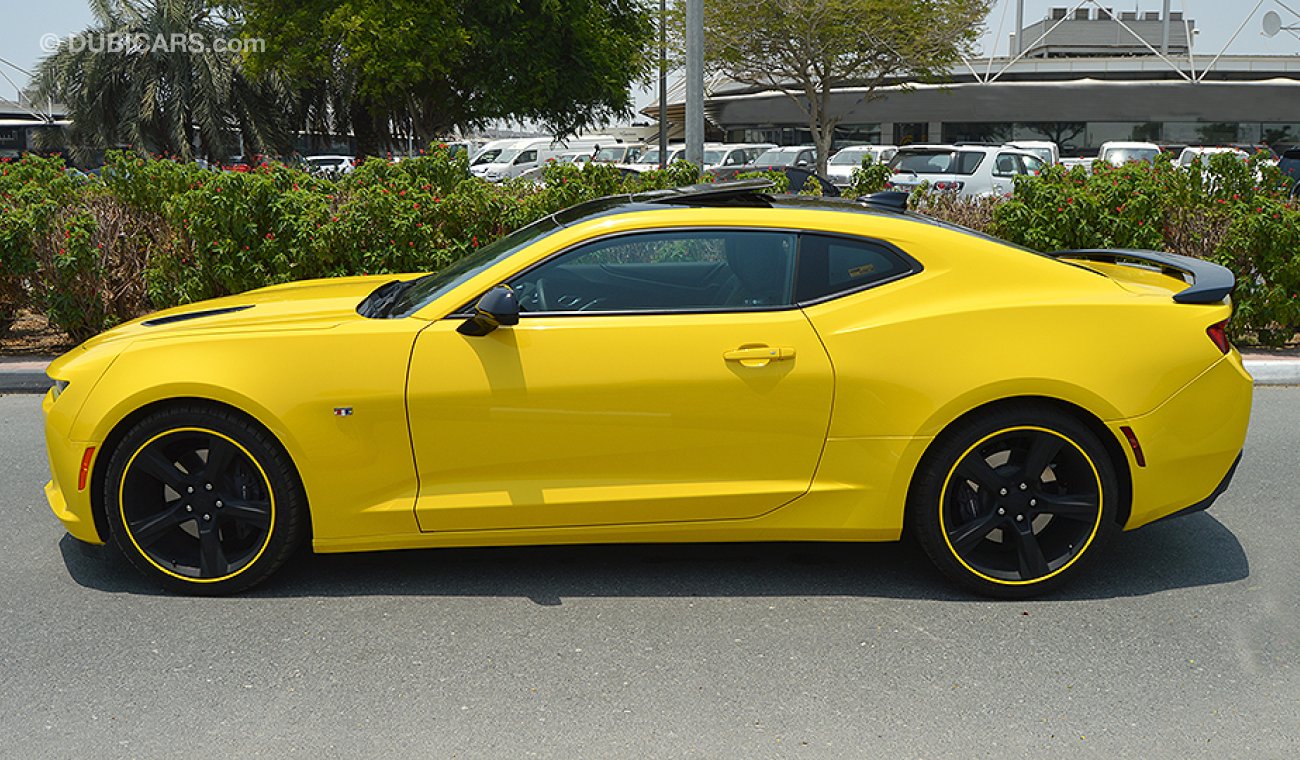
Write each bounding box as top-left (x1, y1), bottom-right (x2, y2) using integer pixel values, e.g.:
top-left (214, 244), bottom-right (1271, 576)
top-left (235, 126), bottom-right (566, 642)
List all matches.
top-left (42, 181), bottom-right (1251, 597)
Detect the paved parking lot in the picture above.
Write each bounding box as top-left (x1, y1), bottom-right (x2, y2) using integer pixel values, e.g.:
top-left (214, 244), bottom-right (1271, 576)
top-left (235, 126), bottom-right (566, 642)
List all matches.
top-left (1, 390), bottom-right (1297, 759)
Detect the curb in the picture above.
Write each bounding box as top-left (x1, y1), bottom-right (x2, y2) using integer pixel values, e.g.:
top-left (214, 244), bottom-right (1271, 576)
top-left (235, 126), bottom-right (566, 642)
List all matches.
top-left (3, 356), bottom-right (1299, 394)
top-left (0, 357), bottom-right (56, 394)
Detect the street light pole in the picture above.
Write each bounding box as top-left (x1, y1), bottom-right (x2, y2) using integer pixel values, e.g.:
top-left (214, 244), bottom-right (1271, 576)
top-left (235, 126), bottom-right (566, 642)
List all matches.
top-left (659, 0), bottom-right (667, 170)
top-left (685, 0), bottom-right (704, 168)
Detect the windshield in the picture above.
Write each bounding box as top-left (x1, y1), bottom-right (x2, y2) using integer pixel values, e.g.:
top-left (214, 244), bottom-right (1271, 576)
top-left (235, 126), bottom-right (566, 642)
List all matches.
top-left (1020, 147), bottom-right (1053, 164)
top-left (634, 149), bottom-right (664, 164)
top-left (702, 149), bottom-right (726, 165)
top-left (830, 149), bottom-right (870, 166)
top-left (1103, 147), bottom-right (1159, 165)
top-left (471, 149), bottom-right (502, 166)
top-left (379, 216), bottom-right (563, 317)
top-left (594, 147), bottom-right (622, 162)
top-left (890, 150), bottom-right (984, 175)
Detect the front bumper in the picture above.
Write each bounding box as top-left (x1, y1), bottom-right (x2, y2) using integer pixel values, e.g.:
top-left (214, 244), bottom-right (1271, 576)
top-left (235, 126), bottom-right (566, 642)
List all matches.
top-left (42, 387), bottom-right (104, 545)
top-left (1112, 351), bottom-right (1252, 530)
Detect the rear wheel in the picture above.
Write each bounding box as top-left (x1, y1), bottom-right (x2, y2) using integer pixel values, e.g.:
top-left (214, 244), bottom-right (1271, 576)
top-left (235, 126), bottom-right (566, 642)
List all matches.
top-left (909, 403), bottom-right (1118, 598)
top-left (104, 405), bottom-right (306, 595)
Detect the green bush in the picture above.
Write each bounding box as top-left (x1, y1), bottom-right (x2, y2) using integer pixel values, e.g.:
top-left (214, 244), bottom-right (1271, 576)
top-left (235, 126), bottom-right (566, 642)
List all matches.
top-left (2, 148), bottom-right (1299, 348)
top-left (846, 161), bottom-right (892, 197)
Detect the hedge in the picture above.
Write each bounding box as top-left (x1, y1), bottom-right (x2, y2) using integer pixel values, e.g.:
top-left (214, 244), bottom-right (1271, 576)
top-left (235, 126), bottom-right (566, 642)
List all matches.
top-left (1, 149), bottom-right (1297, 345)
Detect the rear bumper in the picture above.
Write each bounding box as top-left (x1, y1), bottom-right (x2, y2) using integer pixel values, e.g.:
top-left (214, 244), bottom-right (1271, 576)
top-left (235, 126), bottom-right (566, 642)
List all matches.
top-left (1113, 352), bottom-right (1252, 530)
top-left (1146, 451), bottom-right (1241, 525)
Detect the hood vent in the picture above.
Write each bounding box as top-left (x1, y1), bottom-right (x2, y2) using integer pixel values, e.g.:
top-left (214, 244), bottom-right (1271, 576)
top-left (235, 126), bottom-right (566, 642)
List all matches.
top-left (142, 305), bottom-right (253, 327)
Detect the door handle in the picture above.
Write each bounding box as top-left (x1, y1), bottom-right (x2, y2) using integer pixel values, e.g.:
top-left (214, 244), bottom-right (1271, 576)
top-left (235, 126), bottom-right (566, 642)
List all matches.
top-left (723, 346), bottom-right (796, 365)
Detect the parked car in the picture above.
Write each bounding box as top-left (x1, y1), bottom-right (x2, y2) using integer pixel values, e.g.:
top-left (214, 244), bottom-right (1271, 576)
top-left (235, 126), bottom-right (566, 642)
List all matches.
top-left (708, 146), bottom-right (840, 195)
top-left (885, 145), bottom-right (1045, 197)
top-left (471, 136), bottom-right (619, 181)
top-left (701, 143), bottom-right (776, 170)
top-left (593, 144), bottom-right (645, 164)
top-left (1177, 146), bottom-right (1249, 168)
top-left (42, 180), bottom-right (1249, 598)
top-left (623, 144), bottom-right (686, 171)
top-left (1004, 141), bottom-right (1059, 165)
top-left (1098, 141), bottom-right (1162, 166)
top-left (826, 145), bottom-right (900, 188)
top-left (305, 155), bottom-right (356, 176)
top-left (1279, 148), bottom-right (1300, 194)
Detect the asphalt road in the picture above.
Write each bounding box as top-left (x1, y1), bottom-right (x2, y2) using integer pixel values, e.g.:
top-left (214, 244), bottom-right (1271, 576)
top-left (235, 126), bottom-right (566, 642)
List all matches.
top-left (1, 391), bottom-right (1297, 759)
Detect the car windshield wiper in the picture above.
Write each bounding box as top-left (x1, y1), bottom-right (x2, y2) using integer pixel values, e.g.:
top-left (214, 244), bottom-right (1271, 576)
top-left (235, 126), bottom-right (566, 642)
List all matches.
top-left (357, 279), bottom-right (410, 318)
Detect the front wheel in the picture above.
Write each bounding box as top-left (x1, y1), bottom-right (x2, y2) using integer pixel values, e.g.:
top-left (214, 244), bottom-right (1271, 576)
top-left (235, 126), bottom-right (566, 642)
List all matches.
top-left (909, 404), bottom-right (1119, 598)
top-left (104, 404), bottom-right (307, 595)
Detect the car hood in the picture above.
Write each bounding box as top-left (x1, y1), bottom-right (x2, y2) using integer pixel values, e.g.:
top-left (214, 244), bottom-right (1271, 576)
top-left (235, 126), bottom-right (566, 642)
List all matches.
top-left (73, 274), bottom-right (410, 354)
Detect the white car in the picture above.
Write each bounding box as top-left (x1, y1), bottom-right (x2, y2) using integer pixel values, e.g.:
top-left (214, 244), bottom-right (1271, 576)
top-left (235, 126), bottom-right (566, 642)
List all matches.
top-left (885, 144), bottom-right (1046, 197)
top-left (1099, 141), bottom-right (1162, 166)
top-left (593, 144), bottom-right (645, 163)
top-left (701, 143), bottom-right (776, 170)
top-left (622, 144), bottom-right (686, 172)
top-left (305, 155), bottom-right (356, 175)
top-left (1004, 141), bottom-right (1059, 165)
top-left (825, 145), bottom-right (899, 187)
top-left (1177, 146), bottom-right (1249, 168)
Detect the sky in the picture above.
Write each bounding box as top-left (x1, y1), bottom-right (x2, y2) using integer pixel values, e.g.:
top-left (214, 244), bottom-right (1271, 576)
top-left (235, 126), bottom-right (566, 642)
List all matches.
top-left (2, 0), bottom-right (1299, 105)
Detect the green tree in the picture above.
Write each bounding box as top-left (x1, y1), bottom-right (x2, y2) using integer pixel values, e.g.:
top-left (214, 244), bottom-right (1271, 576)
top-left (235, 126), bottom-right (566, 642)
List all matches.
top-left (32, 0), bottom-right (291, 163)
top-left (240, 0), bottom-right (655, 155)
top-left (696, 0), bottom-right (990, 175)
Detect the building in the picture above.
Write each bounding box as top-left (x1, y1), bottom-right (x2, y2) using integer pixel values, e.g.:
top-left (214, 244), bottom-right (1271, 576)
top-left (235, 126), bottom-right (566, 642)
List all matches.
top-left (646, 6), bottom-right (1300, 156)
top-left (0, 98), bottom-right (69, 159)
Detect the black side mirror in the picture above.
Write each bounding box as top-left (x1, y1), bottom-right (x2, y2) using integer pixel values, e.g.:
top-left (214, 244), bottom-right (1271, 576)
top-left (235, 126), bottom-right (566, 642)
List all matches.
top-left (458, 285), bottom-right (520, 336)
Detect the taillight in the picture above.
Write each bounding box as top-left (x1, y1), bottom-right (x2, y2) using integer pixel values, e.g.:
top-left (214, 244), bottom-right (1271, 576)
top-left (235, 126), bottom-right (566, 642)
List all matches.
top-left (932, 181), bottom-right (965, 192)
top-left (1206, 319), bottom-right (1230, 354)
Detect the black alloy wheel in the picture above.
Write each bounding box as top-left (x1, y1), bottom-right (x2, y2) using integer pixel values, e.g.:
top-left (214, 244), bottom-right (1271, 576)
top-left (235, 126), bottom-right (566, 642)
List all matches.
top-left (910, 404), bottom-right (1118, 598)
top-left (104, 405), bottom-right (306, 594)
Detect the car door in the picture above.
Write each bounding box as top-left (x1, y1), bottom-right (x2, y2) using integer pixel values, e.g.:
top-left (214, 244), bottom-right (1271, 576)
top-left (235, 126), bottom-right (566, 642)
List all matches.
top-left (991, 152), bottom-right (1021, 195)
top-left (406, 228), bottom-right (834, 532)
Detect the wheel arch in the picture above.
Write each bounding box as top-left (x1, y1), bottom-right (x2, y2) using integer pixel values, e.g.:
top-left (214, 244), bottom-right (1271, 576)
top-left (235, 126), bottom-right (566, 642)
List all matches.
top-left (89, 396), bottom-right (310, 545)
top-left (906, 395), bottom-right (1133, 530)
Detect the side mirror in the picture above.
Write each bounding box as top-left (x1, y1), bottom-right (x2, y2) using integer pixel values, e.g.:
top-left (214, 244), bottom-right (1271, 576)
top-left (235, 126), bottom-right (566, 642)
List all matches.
top-left (796, 159), bottom-right (809, 167)
top-left (458, 285), bottom-right (520, 336)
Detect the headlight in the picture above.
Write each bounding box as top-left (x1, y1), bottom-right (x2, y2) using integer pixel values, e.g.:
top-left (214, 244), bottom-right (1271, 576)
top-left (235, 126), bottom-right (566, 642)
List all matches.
top-left (50, 378), bottom-right (69, 400)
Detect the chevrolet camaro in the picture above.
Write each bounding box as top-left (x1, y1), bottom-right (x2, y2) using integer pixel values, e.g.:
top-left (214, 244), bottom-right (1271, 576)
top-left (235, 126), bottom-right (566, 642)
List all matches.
top-left (42, 181), bottom-right (1252, 597)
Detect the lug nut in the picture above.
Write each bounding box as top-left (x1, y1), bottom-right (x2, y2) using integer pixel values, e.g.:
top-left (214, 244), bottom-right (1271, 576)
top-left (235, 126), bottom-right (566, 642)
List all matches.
top-left (997, 507), bottom-right (1006, 515)
top-left (203, 514), bottom-right (211, 521)
top-left (999, 488), bottom-right (1008, 496)
top-left (1019, 483), bottom-right (1028, 491)
top-left (1015, 515), bottom-right (1024, 522)
top-left (184, 504), bottom-right (192, 513)
top-left (215, 501), bottom-right (223, 508)
top-left (1029, 499), bottom-right (1037, 507)
top-left (205, 483), bottom-right (213, 491)
top-left (186, 486), bottom-right (194, 494)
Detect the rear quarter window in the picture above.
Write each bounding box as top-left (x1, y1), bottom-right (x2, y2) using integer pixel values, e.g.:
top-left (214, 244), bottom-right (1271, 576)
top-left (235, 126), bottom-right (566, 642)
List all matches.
top-left (795, 234), bottom-right (918, 303)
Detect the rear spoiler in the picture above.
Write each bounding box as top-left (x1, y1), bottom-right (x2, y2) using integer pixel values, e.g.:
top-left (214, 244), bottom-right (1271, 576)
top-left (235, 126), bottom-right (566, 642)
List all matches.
top-left (1050, 249), bottom-right (1235, 305)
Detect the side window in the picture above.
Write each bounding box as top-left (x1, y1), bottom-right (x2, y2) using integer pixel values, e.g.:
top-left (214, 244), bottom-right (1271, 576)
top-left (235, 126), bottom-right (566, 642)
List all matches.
top-left (510, 230), bottom-right (797, 313)
top-left (1022, 155), bottom-right (1045, 175)
top-left (795, 234), bottom-right (916, 303)
top-left (994, 153), bottom-right (1020, 176)
top-left (515, 150), bottom-right (537, 165)
top-left (955, 151), bottom-right (986, 175)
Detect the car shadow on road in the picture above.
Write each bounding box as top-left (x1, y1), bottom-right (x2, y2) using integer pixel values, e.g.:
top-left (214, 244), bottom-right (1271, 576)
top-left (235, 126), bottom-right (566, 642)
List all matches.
top-left (59, 511), bottom-right (1248, 603)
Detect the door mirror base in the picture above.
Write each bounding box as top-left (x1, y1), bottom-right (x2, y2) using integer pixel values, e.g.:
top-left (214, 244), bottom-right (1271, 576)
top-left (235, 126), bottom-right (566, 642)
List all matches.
top-left (458, 285), bottom-right (520, 336)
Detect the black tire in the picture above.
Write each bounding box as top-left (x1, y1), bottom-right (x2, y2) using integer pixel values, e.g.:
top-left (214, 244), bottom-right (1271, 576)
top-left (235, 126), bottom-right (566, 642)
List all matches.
top-left (908, 402), bottom-right (1119, 599)
top-left (103, 404), bottom-right (307, 595)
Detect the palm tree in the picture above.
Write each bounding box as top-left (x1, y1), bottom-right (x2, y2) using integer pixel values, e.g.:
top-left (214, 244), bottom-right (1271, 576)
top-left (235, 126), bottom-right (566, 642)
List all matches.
top-left (31, 0), bottom-right (291, 163)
